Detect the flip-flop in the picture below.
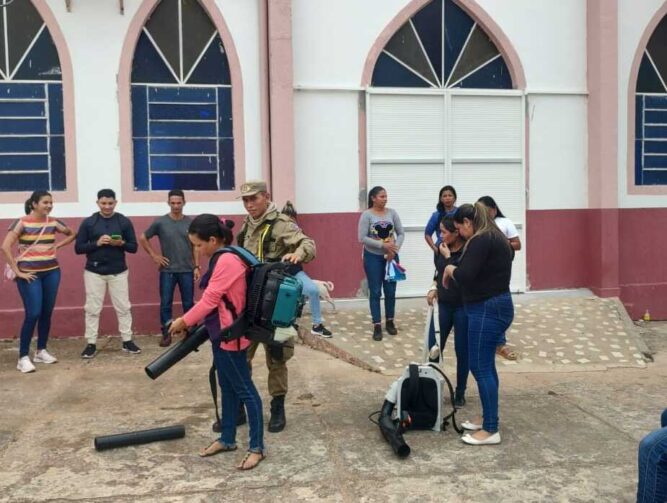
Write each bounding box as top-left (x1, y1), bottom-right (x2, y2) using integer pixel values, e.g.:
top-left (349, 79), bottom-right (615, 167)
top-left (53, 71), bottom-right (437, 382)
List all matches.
top-left (199, 440), bottom-right (238, 457)
top-left (496, 346), bottom-right (518, 361)
top-left (237, 451), bottom-right (266, 470)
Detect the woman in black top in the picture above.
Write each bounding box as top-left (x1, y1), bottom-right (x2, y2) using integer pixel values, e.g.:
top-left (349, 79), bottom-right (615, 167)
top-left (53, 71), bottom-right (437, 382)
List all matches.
top-left (426, 216), bottom-right (468, 407)
top-left (443, 203), bottom-right (514, 446)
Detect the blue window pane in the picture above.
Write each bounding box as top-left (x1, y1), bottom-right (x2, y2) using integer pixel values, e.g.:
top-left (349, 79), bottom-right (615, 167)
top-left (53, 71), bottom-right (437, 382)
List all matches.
top-left (444, 0), bottom-right (475, 82)
top-left (149, 103), bottom-right (217, 120)
top-left (150, 139), bottom-right (216, 155)
top-left (47, 84), bottom-right (64, 135)
top-left (0, 172), bottom-right (49, 191)
top-left (218, 138), bottom-right (234, 190)
top-left (644, 141), bottom-right (667, 154)
top-left (641, 170), bottom-right (667, 184)
top-left (132, 86), bottom-right (148, 137)
top-left (636, 140), bottom-right (644, 185)
top-left (50, 136), bottom-right (65, 190)
top-left (372, 52), bottom-right (430, 87)
top-left (0, 118), bottom-right (46, 135)
top-left (150, 120), bottom-right (216, 138)
top-left (149, 121), bottom-right (216, 138)
top-left (187, 35), bottom-right (231, 85)
top-left (645, 125), bottom-right (667, 138)
top-left (217, 87), bottom-right (232, 137)
top-left (637, 53), bottom-right (667, 94)
top-left (636, 96), bottom-right (644, 140)
top-left (644, 110), bottom-right (667, 124)
top-left (13, 28), bottom-right (62, 81)
top-left (0, 83), bottom-right (44, 98)
top-left (148, 86), bottom-right (216, 103)
top-left (644, 95), bottom-right (667, 107)
top-left (0, 137), bottom-right (47, 152)
top-left (150, 155), bottom-right (217, 172)
top-left (643, 155), bottom-right (667, 168)
top-left (151, 172), bottom-right (218, 190)
top-left (0, 154), bottom-right (48, 171)
top-left (0, 101), bottom-right (45, 118)
top-left (454, 56), bottom-right (512, 89)
top-left (133, 139), bottom-right (149, 190)
top-left (412, 0), bottom-right (443, 84)
top-left (132, 32), bottom-right (177, 84)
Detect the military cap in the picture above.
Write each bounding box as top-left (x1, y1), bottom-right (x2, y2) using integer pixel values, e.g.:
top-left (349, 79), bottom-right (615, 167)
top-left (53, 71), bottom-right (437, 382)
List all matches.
top-left (238, 180), bottom-right (268, 198)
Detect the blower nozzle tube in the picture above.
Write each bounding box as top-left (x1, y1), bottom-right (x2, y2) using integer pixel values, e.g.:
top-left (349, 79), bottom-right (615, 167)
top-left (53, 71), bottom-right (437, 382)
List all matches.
top-left (144, 324), bottom-right (209, 380)
top-left (378, 400), bottom-right (411, 458)
top-left (94, 425), bottom-right (185, 451)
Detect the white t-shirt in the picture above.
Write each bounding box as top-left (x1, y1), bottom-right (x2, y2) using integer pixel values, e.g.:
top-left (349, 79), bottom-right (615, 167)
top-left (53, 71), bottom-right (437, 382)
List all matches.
top-left (495, 217), bottom-right (519, 239)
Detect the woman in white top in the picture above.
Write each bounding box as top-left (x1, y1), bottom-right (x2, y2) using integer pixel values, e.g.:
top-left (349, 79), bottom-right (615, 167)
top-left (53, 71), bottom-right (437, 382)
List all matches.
top-left (478, 195), bottom-right (520, 361)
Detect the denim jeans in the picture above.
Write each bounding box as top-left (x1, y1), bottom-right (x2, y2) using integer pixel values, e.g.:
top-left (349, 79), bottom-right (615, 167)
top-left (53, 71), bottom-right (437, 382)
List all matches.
top-left (637, 409), bottom-right (667, 503)
top-left (159, 271), bottom-right (194, 334)
top-left (212, 343), bottom-right (265, 453)
top-left (465, 292), bottom-right (514, 433)
top-left (16, 268), bottom-right (61, 358)
top-left (363, 250), bottom-right (397, 324)
top-left (427, 301), bottom-right (469, 396)
top-left (295, 271), bottom-right (322, 325)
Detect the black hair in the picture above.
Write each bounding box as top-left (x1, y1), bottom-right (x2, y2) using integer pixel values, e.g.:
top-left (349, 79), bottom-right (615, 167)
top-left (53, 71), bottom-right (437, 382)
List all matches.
top-left (97, 188), bottom-right (116, 200)
top-left (436, 185), bottom-right (457, 213)
top-left (168, 189), bottom-right (185, 200)
top-left (367, 186), bottom-right (385, 209)
top-left (477, 195), bottom-right (505, 218)
top-left (282, 201), bottom-right (298, 220)
top-left (439, 215), bottom-right (457, 234)
top-left (188, 214), bottom-right (235, 245)
top-left (24, 190), bottom-right (51, 215)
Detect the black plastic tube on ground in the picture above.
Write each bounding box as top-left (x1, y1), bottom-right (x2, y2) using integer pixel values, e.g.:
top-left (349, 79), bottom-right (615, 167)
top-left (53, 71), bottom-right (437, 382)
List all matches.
top-left (145, 324), bottom-right (209, 380)
top-left (94, 425), bottom-right (185, 451)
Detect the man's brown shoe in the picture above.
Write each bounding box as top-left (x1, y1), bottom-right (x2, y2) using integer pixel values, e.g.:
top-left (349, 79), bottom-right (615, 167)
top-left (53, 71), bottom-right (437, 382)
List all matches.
top-left (159, 334), bottom-right (172, 347)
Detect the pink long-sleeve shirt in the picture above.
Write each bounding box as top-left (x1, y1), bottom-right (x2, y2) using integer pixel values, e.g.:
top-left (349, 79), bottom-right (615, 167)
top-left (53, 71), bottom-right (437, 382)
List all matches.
top-left (182, 252), bottom-right (251, 351)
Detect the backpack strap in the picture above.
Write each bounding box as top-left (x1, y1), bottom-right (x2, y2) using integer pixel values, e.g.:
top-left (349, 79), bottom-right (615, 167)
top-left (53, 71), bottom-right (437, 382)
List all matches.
top-left (407, 364), bottom-right (420, 412)
top-left (257, 219), bottom-right (277, 262)
top-left (236, 222), bottom-right (248, 248)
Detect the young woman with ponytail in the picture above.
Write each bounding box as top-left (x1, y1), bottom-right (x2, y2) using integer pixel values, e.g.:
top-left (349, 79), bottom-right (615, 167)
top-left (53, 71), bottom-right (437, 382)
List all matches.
top-left (168, 214), bottom-right (265, 470)
top-left (443, 202), bottom-right (514, 445)
top-left (1, 191), bottom-right (75, 373)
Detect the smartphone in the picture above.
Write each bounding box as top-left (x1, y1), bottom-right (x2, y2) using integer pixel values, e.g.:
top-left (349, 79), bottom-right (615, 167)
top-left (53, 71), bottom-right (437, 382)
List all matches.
top-left (110, 234), bottom-right (122, 241)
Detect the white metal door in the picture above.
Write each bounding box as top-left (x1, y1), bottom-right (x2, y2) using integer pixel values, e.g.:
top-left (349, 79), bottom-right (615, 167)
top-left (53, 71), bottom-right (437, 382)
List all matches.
top-left (367, 88), bottom-right (526, 296)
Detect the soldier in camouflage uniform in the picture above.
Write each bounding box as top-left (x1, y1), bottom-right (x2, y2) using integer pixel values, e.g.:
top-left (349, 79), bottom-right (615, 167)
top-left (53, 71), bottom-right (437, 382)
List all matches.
top-left (237, 180), bottom-right (316, 432)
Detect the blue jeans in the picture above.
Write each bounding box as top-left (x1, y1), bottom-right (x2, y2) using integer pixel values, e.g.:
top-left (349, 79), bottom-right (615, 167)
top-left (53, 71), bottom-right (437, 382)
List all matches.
top-left (428, 302), bottom-right (469, 396)
top-left (638, 409), bottom-right (667, 503)
top-left (295, 271), bottom-right (322, 325)
top-left (363, 250), bottom-right (397, 324)
top-left (16, 268), bottom-right (61, 358)
top-left (465, 292), bottom-right (514, 433)
top-left (159, 271), bottom-right (194, 335)
top-left (212, 343), bottom-right (265, 453)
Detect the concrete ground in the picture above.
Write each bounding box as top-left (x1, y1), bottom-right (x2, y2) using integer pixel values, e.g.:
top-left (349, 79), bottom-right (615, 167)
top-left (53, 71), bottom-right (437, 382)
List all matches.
top-left (1, 300), bottom-right (666, 502)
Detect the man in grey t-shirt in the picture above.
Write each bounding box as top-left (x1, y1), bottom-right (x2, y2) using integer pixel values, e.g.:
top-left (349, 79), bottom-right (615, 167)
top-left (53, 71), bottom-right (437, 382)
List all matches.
top-left (139, 190), bottom-right (199, 347)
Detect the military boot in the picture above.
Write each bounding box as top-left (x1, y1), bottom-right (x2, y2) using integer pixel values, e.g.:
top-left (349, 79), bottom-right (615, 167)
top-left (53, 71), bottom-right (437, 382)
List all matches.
top-left (268, 395), bottom-right (286, 433)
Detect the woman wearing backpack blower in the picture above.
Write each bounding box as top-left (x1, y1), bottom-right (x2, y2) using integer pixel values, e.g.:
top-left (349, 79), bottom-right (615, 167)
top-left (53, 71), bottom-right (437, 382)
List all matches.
top-left (443, 203), bottom-right (514, 446)
top-left (169, 214), bottom-right (265, 470)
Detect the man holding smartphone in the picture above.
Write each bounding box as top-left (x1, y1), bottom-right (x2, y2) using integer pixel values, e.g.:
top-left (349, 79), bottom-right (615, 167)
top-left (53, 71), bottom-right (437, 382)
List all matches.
top-left (75, 188), bottom-right (141, 358)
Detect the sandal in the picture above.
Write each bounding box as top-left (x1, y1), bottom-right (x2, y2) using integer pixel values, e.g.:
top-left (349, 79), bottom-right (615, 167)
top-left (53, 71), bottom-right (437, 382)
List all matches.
top-left (496, 345), bottom-right (518, 361)
top-left (199, 440), bottom-right (237, 457)
top-left (237, 451), bottom-right (266, 470)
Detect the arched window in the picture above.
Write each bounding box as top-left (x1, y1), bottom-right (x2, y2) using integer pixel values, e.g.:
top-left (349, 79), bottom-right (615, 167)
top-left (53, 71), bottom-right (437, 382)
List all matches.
top-left (635, 14), bottom-right (667, 185)
top-left (131, 0), bottom-right (233, 191)
top-left (372, 0), bottom-right (512, 89)
top-left (0, 1), bottom-right (65, 192)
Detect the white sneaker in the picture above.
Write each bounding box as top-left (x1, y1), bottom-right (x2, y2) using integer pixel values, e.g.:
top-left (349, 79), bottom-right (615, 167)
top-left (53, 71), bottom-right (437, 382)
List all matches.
top-left (461, 432), bottom-right (501, 445)
top-left (34, 349), bottom-right (58, 364)
top-left (17, 356), bottom-right (36, 373)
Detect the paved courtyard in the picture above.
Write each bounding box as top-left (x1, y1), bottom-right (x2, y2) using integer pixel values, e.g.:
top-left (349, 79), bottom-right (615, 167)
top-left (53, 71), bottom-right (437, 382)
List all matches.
top-left (0, 294), bottom-right (663, 502)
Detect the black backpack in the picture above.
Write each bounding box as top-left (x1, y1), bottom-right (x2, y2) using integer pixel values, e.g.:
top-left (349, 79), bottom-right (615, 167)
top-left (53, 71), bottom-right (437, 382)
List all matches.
top-left (201, 246), bottom-right (304, 346)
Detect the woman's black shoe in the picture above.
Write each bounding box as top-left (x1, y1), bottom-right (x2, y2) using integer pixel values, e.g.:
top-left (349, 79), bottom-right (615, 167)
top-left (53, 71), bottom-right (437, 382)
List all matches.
top-left (372, 324), bottom-right (383, 341)
top-left (386, 320), bottom-right (398, 335)
top-left (454, 394), bottom-right (466, 408)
